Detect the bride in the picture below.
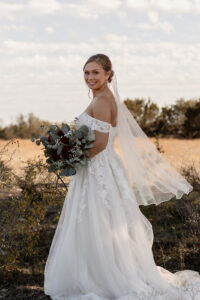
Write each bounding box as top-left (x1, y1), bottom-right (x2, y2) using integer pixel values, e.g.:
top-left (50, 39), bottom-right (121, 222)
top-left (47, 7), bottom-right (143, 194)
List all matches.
top-left (44, 54), bottom-right (200, 300)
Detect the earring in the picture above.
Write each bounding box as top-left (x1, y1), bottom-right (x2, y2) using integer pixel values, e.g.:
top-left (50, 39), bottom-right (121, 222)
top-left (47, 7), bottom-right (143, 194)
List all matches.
top-left (88, 88), bottom-right (92, 99)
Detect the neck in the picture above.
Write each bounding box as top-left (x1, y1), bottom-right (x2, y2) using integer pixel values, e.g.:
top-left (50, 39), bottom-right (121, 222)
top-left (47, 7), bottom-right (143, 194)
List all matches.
top-left (92, 81), bottom-right (109, 98)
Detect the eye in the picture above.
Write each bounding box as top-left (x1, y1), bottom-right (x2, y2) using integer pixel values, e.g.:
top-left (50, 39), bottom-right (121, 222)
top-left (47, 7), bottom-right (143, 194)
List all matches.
top-left (94, 71), bottom-right (99, 74)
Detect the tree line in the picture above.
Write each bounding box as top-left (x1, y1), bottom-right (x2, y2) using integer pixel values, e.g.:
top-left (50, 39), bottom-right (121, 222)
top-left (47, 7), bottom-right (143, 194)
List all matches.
top-left (0, 97), bottom-right (199, 139)
top-left (124, 97), bottom-right (200, 138)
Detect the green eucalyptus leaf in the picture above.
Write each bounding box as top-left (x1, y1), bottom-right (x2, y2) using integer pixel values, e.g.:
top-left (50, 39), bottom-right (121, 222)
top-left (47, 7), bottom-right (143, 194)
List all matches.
top-left (50, 125), bottom-right (56, 131)
top-left (48, 165), bottom-right (57, 173)
top-left (57, 144), bottom-right (63, 155)
top-left (80, 160), bottom-right (86, 166)
top-left (61, 123), bottom-right (70, 133)
top-left (74, 130), bottom-right (83, 139)
top-left (59, 168), bottom-right (76, 176)
top-left (84, 144), bottom-right (94, 149)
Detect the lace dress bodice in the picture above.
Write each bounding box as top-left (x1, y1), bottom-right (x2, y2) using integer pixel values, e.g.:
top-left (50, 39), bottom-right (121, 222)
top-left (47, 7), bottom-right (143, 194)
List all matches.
top-left (75, 111), bottom-right (117, 153)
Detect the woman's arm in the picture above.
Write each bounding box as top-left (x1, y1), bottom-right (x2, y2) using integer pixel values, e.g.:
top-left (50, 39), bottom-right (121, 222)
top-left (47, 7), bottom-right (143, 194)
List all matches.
top-left (88, 96), bottom-right (112, 160)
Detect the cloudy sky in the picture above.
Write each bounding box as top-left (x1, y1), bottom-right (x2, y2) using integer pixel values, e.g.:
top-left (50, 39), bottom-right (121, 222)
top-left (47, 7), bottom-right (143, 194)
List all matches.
top-left (0, 0), bottom-right (200, 125)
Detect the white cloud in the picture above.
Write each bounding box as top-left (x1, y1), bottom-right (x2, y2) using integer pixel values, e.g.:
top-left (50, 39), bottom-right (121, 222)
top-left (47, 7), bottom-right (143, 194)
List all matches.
top-left (60, 0), bottom-right (122, 19)
top-left (126, 0), bottom-right (149, 11)
top-left (126, 0), bottom-right (200, 13)
top-left (0, 0), bottom-right (199, 21)
top-left (159, 21), bottom-right (174, 33)
top-left (0, 24), bottom-right (27, 31)
top-left (155, 0), bottom-right (193, 13)
top-left (28, 0), bottom-right (61, 15)
top-left (148, 11), bottom-right (159, 23)
top-left (44, 26), bottom-right (55, 34)
top-left (0, 3), bottom-right (24, 20)
top-left (1, 37), bottom-right (199, 89)
top-left (0, 0), bottom-right (122, 20)
top-left (136, 21), bottom-right (174, 33)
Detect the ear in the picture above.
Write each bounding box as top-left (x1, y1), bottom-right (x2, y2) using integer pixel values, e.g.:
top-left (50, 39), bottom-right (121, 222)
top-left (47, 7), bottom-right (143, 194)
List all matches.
top-left (106, 70), bottom-right (111, 80)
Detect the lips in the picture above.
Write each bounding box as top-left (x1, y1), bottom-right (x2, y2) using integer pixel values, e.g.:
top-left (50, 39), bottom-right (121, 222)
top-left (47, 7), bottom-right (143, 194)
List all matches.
top-left (88, 82), bottom-right (96, 86)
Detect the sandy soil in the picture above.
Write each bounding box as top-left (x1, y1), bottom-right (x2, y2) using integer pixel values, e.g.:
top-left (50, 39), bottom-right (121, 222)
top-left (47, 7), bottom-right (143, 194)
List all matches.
top-left (0, 138), bottom-right (200, 175)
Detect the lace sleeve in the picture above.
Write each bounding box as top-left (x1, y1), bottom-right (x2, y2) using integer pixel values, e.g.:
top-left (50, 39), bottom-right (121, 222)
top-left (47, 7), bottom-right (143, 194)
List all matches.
top-left (90, 120), bottom-right (111, 133)
top-left (75, 112), bottom-right (112, 133)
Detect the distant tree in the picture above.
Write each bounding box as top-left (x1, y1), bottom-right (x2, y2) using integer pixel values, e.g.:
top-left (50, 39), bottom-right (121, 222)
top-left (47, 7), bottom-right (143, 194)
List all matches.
top-left (0, 113), bottom-right (51, 139)
top-left (157, 98), bottom-right (199, 137)
top-left (124, 97), bottom-right (159, 136)
top-left (0, 98), bottom-right (199, 139)
top-left (183, 98), bottom-right (200, 138)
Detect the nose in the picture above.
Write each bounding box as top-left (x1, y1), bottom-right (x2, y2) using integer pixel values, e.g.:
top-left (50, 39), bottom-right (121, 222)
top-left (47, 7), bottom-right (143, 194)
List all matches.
top-left (87, 73), bottom-right (94, 81)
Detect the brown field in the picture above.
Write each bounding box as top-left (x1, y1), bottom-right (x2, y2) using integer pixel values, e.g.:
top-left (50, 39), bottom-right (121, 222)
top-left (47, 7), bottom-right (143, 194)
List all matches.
top-left (0, 138), bottom-right (200, 175)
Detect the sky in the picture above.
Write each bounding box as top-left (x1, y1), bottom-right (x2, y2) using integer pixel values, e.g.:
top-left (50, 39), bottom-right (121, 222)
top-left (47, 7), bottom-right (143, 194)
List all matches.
top-left (0, 0), bottom-right (200, 126)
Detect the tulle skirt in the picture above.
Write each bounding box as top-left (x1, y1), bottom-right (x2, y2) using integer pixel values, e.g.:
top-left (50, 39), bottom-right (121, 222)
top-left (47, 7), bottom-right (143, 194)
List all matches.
top-left (44, 149), bottom-right (200, 300)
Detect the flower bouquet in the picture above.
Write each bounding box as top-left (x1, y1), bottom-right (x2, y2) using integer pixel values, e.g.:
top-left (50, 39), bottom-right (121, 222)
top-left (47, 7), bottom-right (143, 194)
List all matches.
top-left (31, 123), bottom-right (95, 176)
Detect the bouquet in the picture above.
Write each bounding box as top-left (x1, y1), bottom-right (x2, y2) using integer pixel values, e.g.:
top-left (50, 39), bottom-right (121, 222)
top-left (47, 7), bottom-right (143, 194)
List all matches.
top-left (31, 123), bottom-right (95, 176)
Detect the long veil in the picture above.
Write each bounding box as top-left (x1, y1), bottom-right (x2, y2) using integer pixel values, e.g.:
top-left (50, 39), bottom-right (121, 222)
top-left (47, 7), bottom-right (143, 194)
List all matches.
top-left (109, 73), bottom-right (193, 206)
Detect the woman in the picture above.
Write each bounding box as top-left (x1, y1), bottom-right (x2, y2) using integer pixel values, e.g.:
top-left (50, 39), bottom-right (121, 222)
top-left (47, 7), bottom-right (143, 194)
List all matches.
top-left (44, 54), bottom-right (200, 299)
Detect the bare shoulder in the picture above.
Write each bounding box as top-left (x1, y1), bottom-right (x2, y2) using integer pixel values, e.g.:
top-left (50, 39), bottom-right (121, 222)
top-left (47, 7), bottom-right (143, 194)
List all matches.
top-left (93, 92), bottom-right (116, 111)
top-left (91, 93), bottom-right (114, 124)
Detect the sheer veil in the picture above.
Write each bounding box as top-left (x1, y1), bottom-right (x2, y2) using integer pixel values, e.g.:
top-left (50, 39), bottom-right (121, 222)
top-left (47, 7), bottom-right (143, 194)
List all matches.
top-left (109, 73), bottom-right (193, 206)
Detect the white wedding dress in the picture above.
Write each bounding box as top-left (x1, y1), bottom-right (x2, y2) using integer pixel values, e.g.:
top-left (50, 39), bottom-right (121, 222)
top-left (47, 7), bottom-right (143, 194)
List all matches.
top-left (44, 111), bottom-right (200, 300)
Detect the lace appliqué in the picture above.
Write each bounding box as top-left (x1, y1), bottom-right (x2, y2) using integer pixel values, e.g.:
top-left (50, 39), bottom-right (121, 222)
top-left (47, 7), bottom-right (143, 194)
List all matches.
top-left (88, 153), bottom-right (111, 210)
top-left (77, 175), bottom-right (88, 224)
top-left (75, 112), bottom-right (111, 133)
top-left (74, 112), bottom-right (112, 221)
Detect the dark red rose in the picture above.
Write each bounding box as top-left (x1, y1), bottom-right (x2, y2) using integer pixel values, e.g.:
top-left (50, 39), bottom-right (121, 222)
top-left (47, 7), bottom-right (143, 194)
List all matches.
top-left (48, 135), bottom-right (55, 144)
top-left (60, 136), bottom-right (69, 144)
top-left (52, 151), bottom-right (60, 161)
top-left (57, 130), bottom-right (64, 137)
top-left (61, 145), bottom-right (72, 159)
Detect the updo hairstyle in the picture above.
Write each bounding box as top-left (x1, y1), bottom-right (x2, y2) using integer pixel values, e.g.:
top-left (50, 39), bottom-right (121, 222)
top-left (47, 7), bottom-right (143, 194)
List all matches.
top-left (83, 53), bottom-right (114, 83)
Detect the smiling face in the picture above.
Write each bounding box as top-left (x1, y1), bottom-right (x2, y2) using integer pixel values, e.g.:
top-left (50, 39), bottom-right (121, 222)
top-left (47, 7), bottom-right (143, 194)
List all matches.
top-left (83, 61), bottom-right (110, 91)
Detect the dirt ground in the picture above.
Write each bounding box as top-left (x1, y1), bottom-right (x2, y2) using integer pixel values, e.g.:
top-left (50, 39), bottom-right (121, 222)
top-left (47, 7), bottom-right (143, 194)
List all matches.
top-left (0, 138), bottom-right (200, 174)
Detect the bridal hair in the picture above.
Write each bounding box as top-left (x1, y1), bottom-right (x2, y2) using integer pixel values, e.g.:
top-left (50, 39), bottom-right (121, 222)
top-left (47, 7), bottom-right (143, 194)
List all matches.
top-left (83, 53), bottom-right (114, 83)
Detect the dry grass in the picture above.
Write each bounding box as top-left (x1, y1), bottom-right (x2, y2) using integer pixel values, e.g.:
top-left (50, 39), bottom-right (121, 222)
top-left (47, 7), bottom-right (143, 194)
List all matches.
top-left (0, 138), bottom-right (199, 174)
top-left (151, 138), bottom-right (200, 172)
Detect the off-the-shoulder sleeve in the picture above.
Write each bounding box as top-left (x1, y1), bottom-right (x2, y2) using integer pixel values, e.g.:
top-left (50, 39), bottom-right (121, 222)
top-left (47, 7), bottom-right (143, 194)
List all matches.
top-left (75, 113), bottom-right (111, 133)
top-left (90, 119), bottom-right (111, 133)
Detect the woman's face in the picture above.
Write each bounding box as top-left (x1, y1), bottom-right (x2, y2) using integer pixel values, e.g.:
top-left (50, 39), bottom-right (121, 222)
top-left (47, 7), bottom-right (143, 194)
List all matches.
top-left (83, 61), bottom-right (110, 90)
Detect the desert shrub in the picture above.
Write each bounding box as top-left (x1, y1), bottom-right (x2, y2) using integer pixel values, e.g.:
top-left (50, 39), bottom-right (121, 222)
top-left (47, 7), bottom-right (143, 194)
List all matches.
top-left (0, 139), bottom-right (18, 189)
top-left (0, 158), bottom-right (68, 273)
top-left (140, 163), bottom-right (200, 272)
